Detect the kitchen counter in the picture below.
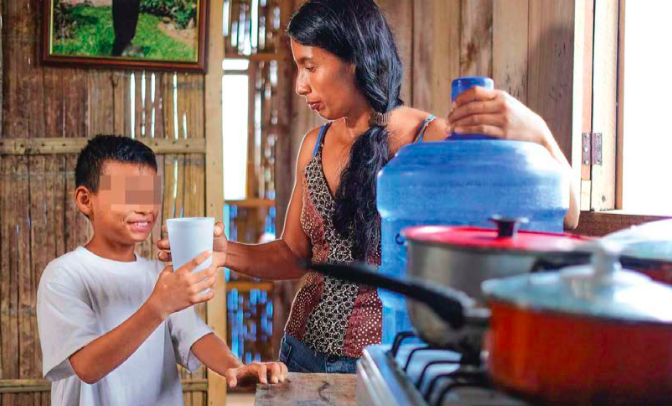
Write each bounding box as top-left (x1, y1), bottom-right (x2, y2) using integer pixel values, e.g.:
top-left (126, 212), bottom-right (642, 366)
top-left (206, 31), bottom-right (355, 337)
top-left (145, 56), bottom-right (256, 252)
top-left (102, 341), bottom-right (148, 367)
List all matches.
top-left (255, 373), bottom-right (356, 406)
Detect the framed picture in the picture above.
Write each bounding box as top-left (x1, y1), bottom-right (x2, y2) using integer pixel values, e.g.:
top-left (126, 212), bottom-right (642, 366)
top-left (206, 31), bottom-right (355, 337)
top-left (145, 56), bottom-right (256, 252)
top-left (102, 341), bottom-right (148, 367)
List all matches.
top-left (42, 0), bottom-right (208, 72)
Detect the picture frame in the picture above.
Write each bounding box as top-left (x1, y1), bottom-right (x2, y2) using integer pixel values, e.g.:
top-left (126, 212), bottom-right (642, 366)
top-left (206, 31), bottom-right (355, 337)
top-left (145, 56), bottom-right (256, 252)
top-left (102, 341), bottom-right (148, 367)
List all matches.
top-left (42, 0), bottom-right (209, 72)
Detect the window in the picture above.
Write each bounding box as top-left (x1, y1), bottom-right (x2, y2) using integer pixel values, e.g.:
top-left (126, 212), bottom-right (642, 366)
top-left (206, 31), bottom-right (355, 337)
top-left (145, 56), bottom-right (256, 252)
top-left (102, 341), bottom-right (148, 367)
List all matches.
top-left (578, 0), bottom-right (671, 235)
top-left (621, 0), bottom-right (672, 215)
top-left (223, 59), bottom-right (250, 201)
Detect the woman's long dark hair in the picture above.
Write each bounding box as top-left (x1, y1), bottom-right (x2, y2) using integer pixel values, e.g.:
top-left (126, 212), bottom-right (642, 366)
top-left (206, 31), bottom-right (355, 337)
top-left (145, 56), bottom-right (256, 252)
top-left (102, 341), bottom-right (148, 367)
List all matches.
top-left (287, 0), bottom-right (404, 261)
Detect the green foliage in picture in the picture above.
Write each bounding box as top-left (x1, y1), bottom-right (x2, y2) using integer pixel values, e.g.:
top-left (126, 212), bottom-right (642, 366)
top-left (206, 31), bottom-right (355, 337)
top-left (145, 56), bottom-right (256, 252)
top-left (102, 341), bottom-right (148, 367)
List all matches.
top-left (52, 4), bottom-right (196, 61)
top-left (140, 0), bottom-right (198, 29)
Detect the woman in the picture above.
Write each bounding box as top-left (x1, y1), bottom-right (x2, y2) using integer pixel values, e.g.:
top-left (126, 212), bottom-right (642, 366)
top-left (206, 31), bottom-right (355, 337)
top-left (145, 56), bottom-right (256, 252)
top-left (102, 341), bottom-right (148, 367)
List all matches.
top-left (159, 0), bottom-right (579, 374)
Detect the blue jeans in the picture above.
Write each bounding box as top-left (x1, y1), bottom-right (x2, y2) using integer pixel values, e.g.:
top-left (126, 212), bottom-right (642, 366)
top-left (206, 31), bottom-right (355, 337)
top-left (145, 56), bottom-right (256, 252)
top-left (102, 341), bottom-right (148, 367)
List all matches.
top-left (278, 334), bottom-right (358, 374)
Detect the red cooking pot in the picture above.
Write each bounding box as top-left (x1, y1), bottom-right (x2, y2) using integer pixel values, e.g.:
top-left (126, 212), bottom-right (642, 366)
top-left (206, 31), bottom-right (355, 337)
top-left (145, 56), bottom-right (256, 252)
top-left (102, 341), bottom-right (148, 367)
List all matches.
top-left (482, 243), bottom-right (672, 405)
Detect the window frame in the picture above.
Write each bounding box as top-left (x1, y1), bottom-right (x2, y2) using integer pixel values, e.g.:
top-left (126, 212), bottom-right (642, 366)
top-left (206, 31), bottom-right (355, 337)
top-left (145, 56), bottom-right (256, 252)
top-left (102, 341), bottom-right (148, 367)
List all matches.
top-left (575, 0), bottom-right (670, 236)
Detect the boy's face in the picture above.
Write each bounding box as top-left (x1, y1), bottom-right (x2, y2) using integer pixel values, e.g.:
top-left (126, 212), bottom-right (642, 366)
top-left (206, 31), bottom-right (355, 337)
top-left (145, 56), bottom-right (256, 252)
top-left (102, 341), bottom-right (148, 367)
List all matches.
top-left (80, 161), bottom-right (161, 245)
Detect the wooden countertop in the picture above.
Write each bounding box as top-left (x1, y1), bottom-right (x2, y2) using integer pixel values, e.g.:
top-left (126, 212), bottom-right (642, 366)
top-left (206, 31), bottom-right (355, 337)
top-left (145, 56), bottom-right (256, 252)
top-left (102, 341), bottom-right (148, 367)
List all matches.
top-left (255, 373), bottom-right (357, 406)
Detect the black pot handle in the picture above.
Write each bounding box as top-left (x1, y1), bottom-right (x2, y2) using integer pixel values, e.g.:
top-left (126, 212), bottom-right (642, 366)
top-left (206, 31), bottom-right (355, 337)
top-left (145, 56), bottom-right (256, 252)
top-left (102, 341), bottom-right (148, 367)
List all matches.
top-left (305, 261), bottom-right (470, 330)
top-left (489, 215), bottom-right (529, 238)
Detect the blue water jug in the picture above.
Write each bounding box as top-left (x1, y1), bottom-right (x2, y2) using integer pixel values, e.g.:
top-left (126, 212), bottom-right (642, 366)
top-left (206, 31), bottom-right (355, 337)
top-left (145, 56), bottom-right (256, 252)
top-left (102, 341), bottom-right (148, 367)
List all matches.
top-left (376, 76), bottom-right (569, 343)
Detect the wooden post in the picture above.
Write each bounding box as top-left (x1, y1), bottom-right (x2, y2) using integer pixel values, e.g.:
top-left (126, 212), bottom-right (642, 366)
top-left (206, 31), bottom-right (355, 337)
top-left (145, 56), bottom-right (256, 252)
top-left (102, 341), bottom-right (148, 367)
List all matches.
top-left (0, 0), bottom-right (3, 139)
top-left (205, 0), bottom-right (227, 404)
top-left (575, 0), bottom-right (594, 212)
top-left (590, 0), bottom-right (619, 212)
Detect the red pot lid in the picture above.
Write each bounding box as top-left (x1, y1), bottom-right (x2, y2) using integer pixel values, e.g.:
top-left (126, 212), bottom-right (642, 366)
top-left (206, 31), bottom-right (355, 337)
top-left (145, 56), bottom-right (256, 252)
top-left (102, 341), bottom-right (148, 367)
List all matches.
top-left (403, 217), bottom-right (590, 253)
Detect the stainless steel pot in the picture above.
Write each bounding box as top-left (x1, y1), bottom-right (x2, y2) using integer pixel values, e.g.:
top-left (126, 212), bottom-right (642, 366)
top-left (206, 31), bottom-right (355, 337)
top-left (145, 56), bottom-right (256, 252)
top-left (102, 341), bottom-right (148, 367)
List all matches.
top-left (401, 217), bottom-right (590, 347)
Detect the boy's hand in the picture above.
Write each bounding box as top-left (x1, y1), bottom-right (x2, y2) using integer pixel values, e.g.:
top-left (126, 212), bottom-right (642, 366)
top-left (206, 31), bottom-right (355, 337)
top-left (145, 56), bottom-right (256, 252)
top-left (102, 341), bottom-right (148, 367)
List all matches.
top-left (224, 361), bottom-right (289, 388)
top-left (148, 250), bottom-right (218, 320)
top-left (157, 222), bottom-right (228, 268)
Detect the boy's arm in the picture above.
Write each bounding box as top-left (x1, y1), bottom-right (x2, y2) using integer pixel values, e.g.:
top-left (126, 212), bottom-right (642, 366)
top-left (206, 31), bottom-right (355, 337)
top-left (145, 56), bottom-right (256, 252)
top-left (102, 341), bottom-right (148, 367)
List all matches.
top-left (70, 252), bottom-right (217, 384)
top-left (69, 299), bottom-right (166, 384)
top-left (191, 334), bottom-right (287, 387)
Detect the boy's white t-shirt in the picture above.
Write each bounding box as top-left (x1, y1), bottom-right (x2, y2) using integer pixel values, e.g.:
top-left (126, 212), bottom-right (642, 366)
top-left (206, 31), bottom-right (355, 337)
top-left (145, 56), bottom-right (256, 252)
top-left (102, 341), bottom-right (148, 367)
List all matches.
top-left (37, 246), bottom-right (213, 406)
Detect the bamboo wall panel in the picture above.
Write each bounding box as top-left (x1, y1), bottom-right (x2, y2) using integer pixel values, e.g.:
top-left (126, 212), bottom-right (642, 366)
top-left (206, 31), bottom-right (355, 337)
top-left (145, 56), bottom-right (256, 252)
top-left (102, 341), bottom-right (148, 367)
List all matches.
top-left (225, 0), bottom-right (282, 56)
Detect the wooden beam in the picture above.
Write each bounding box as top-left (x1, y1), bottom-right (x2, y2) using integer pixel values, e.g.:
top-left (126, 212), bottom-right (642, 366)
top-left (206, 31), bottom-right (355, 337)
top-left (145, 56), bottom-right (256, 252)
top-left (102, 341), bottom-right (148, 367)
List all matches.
top-left (204, 0), bottom-right (228, 404)
top-left (227, 199), bottom-right (276, 209)
top-left (181, 379), bottom-right (209, 393)
top-left (0, 379), bottom-right (50, 394)
top-left (227, 53), bottom-right (282, 62)
top-left (0, 379), bottom-right (208, 394)
top-left (227, 281), bottom-right (275, 293)
top-left (574, 211), bottom-right (671, 237)
top-left (0, 137), bottom-right (206, 155)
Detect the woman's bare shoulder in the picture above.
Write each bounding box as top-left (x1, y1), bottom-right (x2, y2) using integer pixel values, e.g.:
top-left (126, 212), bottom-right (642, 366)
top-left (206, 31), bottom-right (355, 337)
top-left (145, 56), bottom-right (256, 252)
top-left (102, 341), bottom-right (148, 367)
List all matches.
top-left (421, 116), bottom-right (449, 142)
top-left (296, 126), bottom-right (324, 170)
top-left (390, 107), bottom-right (448, 142)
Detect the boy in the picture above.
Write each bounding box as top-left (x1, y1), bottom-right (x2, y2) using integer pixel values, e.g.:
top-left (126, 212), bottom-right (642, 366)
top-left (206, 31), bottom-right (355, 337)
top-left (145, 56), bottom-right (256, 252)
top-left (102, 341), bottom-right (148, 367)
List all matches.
top-left (37, 135), bottom-right (287, 405)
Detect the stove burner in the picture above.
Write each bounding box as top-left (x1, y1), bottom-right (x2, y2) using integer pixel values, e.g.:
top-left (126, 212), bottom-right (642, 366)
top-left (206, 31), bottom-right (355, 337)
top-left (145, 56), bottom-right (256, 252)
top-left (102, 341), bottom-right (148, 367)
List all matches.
top-left (370, 331), bottom-right (530, 406)
top-left (391, 331), bottom-right (417, 357)
top-left (403, 346), bottom-right (443, 373)
top-left (415, 359), bottom-right (461, 390)
top-left (429, 368), bottom-right (490, 406)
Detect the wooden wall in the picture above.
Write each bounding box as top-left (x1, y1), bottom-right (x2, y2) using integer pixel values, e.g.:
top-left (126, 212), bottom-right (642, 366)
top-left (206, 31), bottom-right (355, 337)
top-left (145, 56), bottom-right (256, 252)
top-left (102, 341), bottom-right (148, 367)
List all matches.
top-left (0, 0), bottom-right (223, 404)
top-left (283, 0), bottom-right (579, 165)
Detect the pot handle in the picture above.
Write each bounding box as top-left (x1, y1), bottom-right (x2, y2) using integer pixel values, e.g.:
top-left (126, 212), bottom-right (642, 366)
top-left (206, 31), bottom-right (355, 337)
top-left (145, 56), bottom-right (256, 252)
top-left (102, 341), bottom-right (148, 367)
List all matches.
top-left (305, 261), bottom-right (473, 330)
top-left (489, 215), bottom-right (529, 238)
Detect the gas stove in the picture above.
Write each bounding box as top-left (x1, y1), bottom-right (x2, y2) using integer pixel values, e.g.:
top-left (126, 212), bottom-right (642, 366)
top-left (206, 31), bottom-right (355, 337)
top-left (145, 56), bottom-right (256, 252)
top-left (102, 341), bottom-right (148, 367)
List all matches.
top-left (356, 332), bottom-right (531, 406)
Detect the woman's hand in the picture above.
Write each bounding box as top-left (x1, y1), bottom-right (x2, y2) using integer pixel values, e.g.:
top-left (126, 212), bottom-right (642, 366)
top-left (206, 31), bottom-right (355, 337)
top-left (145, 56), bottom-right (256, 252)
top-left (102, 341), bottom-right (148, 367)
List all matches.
top-left (224, 361), bottom-right (289, 388)
top-left (447, 85), bottom-right (580, 229)
top-left (157, 222), bottom-right (228, 268)
top-left (447, 86), bottom-right (552, 147)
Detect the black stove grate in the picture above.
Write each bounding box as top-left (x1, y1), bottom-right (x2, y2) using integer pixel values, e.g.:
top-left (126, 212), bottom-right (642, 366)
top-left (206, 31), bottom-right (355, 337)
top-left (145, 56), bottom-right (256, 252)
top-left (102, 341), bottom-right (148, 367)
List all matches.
top-left (386, 331), bottom-right (517, 406)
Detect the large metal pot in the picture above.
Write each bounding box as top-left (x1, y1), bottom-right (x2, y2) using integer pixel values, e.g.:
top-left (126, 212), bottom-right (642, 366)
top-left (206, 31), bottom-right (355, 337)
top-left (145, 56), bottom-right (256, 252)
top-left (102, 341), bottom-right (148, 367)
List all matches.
top-left (310, 244), bottom-right (672, 405)
top-left (400, 217), bottom-right (589, 347)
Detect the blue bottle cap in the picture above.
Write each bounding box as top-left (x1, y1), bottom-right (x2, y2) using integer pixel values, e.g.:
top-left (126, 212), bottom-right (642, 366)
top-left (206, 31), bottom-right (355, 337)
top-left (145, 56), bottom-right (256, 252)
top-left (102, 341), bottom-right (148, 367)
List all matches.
top-left (451, 76), bottom-right (494, 102)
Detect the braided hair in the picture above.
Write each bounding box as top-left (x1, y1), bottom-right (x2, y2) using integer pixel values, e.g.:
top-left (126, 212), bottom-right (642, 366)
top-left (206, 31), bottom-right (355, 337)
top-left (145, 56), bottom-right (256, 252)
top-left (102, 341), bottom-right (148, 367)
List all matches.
top-left (288, 0), bottom-right (404, 261)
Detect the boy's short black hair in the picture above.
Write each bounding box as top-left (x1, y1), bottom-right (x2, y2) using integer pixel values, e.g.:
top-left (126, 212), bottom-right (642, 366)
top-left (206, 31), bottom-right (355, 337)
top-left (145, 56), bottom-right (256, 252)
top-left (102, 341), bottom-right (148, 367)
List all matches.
top-left (75, 135), bottom-right (158, 193)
